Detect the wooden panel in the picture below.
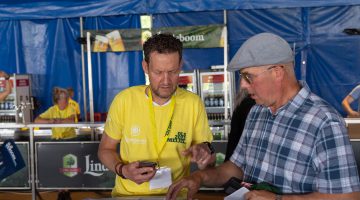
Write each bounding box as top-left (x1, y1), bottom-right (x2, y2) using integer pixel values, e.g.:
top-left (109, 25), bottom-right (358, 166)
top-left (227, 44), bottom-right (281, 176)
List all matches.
top-left (347, 124), bottom-right (360, 139)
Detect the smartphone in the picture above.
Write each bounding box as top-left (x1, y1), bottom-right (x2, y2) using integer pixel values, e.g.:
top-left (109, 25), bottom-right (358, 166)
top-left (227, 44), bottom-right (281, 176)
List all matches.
top-left (223, 177), bottom-right (242, 195)
top-left (139, 161), bottom-right (157, 168)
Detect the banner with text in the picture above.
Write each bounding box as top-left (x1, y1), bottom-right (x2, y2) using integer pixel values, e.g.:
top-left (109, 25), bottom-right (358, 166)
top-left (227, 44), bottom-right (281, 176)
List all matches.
top-left (36, 142), bottom-right (115, 189)
top-left (84, 25), bottom-right (225, 52)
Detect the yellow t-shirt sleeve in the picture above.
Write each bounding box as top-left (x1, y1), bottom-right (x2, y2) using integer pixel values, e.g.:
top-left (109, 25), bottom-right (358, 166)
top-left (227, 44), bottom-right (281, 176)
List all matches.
top-left (39, 105), bottom-right (77, 121)
top-left (39, 107), bottom-right (54, 119)
top-left (192, 96), bottom-right (213, 144)
top-left (104, 94), bottom-right (124, 140)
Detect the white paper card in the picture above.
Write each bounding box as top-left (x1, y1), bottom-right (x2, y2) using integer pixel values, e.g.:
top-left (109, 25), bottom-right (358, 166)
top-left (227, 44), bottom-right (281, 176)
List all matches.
top-left (224, 187), bottom-right (249, 200)
top-left (149, 167), bottom-right (172, 190)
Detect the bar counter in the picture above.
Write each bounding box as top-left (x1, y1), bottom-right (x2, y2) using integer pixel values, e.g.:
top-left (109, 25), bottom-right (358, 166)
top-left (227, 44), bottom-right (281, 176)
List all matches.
top-left (84, 191), bottom-right (226, 200)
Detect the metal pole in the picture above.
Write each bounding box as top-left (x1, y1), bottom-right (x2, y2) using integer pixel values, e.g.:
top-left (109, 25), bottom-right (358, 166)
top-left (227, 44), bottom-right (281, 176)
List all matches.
top-left (80, 17), bottom-right (88, 122)
top-left (87, 32), bottom-right (95, 123)
top-left (195, 69), bottom-right (201, 96)
top-left (223, 10), bottom-right (231, 139)
top-left (30, 127), bottom-right (35, 200)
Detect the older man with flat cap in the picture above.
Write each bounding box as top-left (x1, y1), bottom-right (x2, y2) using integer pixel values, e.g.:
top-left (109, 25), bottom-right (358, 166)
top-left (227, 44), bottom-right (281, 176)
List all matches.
top-left (166, 33), bottom-right (360, 200)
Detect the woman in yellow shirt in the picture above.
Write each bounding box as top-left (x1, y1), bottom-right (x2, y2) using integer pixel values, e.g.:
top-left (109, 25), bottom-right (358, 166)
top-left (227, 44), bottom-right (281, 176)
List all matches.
top-left (34, 87), bottom-right (78, 140)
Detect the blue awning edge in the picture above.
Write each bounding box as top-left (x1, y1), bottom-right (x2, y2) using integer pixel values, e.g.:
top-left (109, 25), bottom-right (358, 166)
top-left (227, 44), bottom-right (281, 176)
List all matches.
top-left (1, 0), bottom-right (360, 20)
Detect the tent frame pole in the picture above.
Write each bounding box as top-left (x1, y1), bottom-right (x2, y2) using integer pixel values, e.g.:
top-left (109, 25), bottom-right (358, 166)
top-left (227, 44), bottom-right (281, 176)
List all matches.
top-left (80, 17), bottom-right (88, 122)
top-left (86, 32), bottom-right (95, 123)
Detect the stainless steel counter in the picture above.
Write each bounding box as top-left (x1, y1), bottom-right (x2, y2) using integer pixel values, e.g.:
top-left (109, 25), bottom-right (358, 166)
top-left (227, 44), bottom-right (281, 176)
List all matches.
top-left (0, 122), bottom-right (105, 141)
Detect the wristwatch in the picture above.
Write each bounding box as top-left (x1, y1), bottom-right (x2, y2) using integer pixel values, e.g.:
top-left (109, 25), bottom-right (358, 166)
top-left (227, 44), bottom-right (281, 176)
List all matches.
top-left (275, 194), bottom-right (282, 200)
top-left (203, 141), bottom-right (215, 154)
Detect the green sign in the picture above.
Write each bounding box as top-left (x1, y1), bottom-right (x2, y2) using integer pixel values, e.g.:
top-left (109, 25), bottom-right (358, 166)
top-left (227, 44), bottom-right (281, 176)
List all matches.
top-left (84, 24), bottom-right (225, 52)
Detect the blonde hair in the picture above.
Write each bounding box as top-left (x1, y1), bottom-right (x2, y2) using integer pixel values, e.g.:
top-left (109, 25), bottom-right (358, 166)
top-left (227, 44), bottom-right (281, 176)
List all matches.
top-left (52, 87), bottom-right (69, 105)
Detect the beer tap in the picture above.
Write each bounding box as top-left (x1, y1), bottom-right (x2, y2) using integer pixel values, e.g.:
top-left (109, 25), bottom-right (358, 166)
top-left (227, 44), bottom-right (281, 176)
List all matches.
top-left (14, 102), bottom-right (31, 124)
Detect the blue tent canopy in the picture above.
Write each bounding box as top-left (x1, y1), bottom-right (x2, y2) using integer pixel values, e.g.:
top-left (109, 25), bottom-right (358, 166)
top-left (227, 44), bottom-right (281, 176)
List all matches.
top-left (0, 1), bottom-right (360, 118)
top-left (0, 0), bottom-right (360, 20)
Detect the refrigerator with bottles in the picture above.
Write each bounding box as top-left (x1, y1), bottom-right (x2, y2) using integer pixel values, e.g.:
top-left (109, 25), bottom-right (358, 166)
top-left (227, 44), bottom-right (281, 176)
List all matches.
top-left (0, 74), bottom-right (33, 124)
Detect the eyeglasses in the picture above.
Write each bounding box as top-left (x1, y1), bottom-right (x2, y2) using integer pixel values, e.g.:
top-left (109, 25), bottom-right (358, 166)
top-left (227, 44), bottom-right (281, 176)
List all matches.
top-left (239, 65), bottom-right (277, 84)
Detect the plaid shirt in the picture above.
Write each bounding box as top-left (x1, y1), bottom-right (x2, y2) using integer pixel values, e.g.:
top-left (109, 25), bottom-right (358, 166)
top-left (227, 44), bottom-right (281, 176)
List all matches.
top-left (230, 85), bottom-right (360, 194)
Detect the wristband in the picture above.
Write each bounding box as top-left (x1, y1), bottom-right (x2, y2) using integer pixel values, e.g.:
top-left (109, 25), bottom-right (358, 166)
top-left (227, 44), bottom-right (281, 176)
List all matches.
top-left (203, 141), bottom-right (215, 154)
top-left (115, 162), bottom-right (126, 179)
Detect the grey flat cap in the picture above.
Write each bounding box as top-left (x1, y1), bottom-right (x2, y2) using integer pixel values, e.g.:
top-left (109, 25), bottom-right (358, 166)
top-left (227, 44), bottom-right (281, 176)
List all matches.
top-left (228, 33), bottom-right (294, 71)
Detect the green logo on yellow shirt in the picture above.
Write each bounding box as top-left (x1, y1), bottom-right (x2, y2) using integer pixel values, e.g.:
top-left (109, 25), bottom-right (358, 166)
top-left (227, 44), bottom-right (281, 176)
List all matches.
top-left (167, 132), bottom-right (186, 144)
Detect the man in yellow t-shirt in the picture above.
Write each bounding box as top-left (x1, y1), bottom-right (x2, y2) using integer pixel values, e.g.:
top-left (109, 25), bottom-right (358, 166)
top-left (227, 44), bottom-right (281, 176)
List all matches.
top-left (67, 87), bottom-right (81, 121)
top-left (34, 87), bottom-right (78, 140)
top-left (98, 33), bottom-right (215, 197)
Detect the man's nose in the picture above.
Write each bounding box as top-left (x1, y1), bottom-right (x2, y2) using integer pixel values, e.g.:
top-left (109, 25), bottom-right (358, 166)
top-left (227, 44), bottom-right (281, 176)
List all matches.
top-left (162, 73), bottom-right (171, 84)
top-left (240, 78), bottom-right (250, 89)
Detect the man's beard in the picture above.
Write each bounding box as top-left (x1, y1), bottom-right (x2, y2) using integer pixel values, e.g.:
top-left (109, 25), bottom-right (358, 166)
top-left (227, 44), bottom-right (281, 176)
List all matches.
top-left (152, 86), bottom-right (176, 100)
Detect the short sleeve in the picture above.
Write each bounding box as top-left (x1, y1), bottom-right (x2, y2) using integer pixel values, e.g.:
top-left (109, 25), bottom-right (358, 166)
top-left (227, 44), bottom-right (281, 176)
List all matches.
top-left (313, 122), bottom-right (360, 193)
top-left (39, 106), bottom-right (55, 119)
top-left (104, 94), bottom-right (124, 140)
top-left (229, 128), bottom-right (247, 170)
top-left (349, 85), bottom-right (360, 100)
top-left (192, 97), bottom-right (213, 144)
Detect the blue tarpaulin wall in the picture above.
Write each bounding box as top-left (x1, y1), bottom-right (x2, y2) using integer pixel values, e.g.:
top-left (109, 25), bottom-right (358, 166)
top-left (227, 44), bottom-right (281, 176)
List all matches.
top-left (0, 1), bottom-right (360, 118)
top-left (83, 15), bottom-right (144, 117)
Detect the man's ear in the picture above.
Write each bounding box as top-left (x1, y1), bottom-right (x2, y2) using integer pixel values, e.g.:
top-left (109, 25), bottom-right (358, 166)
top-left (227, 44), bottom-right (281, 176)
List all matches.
top-left (274, 65), bottom-right (285, 80)
top-left (142, 60), bottom-right (149, 74)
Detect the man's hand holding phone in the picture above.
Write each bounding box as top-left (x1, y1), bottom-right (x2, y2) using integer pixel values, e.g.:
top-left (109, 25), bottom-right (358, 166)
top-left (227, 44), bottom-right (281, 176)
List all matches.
top-left (139, 161), bottom-right (157, 168)
top-left (121, 161), bottom-right (158, 185)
